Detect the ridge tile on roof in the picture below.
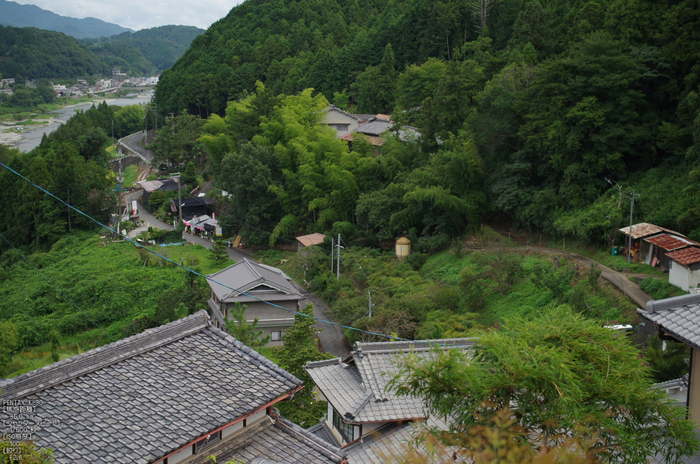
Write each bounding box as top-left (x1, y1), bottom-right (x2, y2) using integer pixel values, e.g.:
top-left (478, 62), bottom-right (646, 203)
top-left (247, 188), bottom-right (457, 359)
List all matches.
top-left (639, 294), bottom-right (700, 350)
top-left (306, 338), bottom-right (475, 423)
top-left (0, 311), bottom-right (303, 464)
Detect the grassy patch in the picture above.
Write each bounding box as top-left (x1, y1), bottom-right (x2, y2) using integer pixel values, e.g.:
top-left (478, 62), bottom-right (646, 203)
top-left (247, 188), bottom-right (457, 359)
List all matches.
top-left (121, 164), bottom-right (139, 188)
top-left (640, 278), bottom-right (687, 300)
top-left (255, 242), bottom-right (638, 345)
top-left (15, 119), bottom-right (50, 126)
top-left (0, 231), bottom-right (235, 377)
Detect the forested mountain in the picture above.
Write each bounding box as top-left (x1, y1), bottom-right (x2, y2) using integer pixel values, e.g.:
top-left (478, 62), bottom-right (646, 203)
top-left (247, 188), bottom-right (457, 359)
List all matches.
top-left (0, 0), bottom-right (131, 39)
top-left (0, 24), bottom-right (203, 80)
top-left (82, 25), bottom-right (205, 74)
top-left (155, 0), bottom-right (700, 245)
top-left (0, 25), bottom-right (109, 79)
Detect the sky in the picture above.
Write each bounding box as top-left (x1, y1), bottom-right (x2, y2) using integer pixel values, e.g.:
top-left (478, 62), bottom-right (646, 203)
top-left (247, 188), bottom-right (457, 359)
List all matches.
top-left (13, 0), bottom-right (245, 31)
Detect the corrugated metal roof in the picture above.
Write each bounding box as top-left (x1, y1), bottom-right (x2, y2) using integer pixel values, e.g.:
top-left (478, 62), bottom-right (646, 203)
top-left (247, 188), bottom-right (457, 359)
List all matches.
top-left (667, 247), bottom-right (700, 266)
top-left (296, 233), bottom-right (326, 247)
top-left (619, 222), bottom-right (685, 239)
top-left (645, 234), bottom-right (696, 251)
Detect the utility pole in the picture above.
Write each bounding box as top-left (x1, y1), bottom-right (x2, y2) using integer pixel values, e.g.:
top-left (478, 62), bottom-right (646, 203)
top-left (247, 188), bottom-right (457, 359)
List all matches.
top-left (368, 289), bottom-right (373, 318)
top-left (112, 119), bottom-right (115, 150)
top-left (628, 189), bottom-right (640, 264)
top-left (331, 237), bottom-right (334, 272)
top-left (337, 233), bottom-right (341, 281)
top-left (172, 172), bottom-right (182, 225)
top-left (153, 103), bottom-right (158, 132)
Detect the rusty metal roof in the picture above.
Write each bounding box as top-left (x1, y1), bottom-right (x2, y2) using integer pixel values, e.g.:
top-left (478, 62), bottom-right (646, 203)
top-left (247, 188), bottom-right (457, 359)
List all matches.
top-left (296, 233), bottom-right (326, 247)
top-left (666, 247), bottom-right (700, 266)
top-left (619, 222), bottom-right (685, 239)
top-left (644, 234), bottom-right (697, 251)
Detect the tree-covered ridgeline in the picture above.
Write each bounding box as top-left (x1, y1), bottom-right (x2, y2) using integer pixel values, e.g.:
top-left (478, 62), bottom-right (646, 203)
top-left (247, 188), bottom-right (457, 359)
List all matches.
top-left (0, 24), bottom-right (203, 80)
top-left (156, 0), bottom-right (700, 243)
top-left (0, 25), bottom-right (109, 79)
top-left (81, 25), bottom-right (205, 75)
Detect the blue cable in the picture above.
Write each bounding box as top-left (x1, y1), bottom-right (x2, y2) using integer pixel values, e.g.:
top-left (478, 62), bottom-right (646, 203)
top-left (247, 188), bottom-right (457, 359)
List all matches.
top-left (0, 161), bottom-right (407, 342)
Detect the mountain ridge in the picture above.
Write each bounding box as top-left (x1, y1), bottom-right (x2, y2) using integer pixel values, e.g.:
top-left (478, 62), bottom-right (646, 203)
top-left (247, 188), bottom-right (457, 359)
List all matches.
top-left (0, 0), bottom-right (132, 39)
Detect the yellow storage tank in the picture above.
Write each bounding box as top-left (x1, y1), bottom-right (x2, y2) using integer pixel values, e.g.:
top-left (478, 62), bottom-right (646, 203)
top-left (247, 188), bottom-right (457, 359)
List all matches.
top-left (395, 236), bottom-right (411, 260)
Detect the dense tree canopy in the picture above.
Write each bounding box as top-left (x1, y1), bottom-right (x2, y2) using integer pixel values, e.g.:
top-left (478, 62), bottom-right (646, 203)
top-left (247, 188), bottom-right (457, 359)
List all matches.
top-left (390, 306), bottom-right (700, 463)
top-left (157, 0), bottom-right (700, 244)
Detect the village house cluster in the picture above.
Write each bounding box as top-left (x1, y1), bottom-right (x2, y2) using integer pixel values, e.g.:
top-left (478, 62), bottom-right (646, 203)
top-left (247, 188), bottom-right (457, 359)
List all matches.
top-left (0, 73), bottom-right (158, 98)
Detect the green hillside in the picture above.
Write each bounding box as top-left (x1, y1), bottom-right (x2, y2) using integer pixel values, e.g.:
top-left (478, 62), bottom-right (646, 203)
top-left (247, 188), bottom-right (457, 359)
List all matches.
top-left (82, 25), bottom-right (205, 73)
top-left (0, 25), bottom-right (109, 79)
top-left (153, 0), bottom-right (700, 244)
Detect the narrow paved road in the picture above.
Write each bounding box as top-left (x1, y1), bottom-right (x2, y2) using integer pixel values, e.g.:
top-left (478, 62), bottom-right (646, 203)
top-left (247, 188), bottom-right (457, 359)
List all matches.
top-left (120, 132), bottom-right (153, 163)
top-left (124, 190), bottom-right (174, 236)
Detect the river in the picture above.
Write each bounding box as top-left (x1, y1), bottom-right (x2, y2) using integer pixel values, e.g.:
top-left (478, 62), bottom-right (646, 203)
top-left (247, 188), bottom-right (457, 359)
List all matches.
top-left (8, 90), bottom-right (153, 153)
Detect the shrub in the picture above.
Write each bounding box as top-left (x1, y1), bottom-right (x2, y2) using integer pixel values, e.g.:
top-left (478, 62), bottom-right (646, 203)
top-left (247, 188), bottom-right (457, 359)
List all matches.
top-left (641, 278), bottom-right (686, 300)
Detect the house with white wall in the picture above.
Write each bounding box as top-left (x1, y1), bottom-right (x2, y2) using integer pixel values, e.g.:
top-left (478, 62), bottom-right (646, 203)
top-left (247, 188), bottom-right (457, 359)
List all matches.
top-left (322, 105), bottom-right (364, 137)
top-left (667, 247), bottom-right (700, 292)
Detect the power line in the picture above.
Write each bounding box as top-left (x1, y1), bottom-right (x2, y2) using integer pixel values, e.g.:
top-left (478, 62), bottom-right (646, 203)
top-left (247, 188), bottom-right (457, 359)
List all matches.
top-left (339, 236), bottom-right (370, 281)
top-left (0, 161), bottom-right (406, 342)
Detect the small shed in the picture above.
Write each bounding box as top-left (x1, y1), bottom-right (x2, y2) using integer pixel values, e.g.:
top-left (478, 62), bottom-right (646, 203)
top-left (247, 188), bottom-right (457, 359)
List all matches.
top-left (296, 233), bottom-right (326, 251)
top-left (619, 222), bottom-right (686, 263)
top-left (395, 236), bottom-right (411, 260)
top-left (643, 234), bottom-right (697, 269)
top-left (667, 247), bottom-right (700, 292)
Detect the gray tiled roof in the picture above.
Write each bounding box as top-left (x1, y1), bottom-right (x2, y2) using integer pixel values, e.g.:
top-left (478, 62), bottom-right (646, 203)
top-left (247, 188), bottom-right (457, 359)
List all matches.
top-left (638, 293), bottom-right (700, 350)
top-left (194, 410), bottom-right (347, 464)
top-left (355, 118), bottom-right (393, 136)
top-left (306, 339), bottom-right (475, 424)
top-left (652, 374), bottom-right (689, 392)
top-left (0, 311), bottom-right (303, 464)
top-left (307, 421), bottom-right (343, 448)
top-left (207, 258), bottom-right (303, 303)
top-left (343, 417), bottom-right (454, 464)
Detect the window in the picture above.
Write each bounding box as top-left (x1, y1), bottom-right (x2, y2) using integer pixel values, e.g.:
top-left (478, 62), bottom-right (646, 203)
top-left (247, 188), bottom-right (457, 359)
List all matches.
top-left (271, 331), bottom-right (284, 341)
top-left (194, 431), bottom-right (221, 453)
top-left (332, 409), bottom-right (354, 442)
top-left (334, 124), bottom-right (349, 132)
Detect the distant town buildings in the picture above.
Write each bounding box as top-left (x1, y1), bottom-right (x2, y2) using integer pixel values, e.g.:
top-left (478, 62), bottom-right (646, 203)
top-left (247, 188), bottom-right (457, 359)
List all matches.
top-left (0, 74), bottom-right (159, 98)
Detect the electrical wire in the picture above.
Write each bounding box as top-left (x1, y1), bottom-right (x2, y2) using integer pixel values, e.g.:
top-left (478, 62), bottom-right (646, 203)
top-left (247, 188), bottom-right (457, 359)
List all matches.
top-left (339, 236), bottom-right (370, 281)
top-left (0, 161), bottom-right (406, 342)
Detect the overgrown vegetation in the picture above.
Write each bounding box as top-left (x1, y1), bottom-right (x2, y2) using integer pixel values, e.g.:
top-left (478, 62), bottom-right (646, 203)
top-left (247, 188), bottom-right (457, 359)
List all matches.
top-left (155, 0), bottom-right (700, 248)
top-left (640, 277), bottom-right (687, 301)
top-left (256, 235), bottom-right (636, 345)
top-left (0, 231), bottom-right (231, 378)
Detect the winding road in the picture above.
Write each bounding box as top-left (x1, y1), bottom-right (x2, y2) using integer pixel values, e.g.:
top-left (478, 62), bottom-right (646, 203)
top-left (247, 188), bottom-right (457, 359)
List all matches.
top-left (119, 132), bottom-right (154, 163)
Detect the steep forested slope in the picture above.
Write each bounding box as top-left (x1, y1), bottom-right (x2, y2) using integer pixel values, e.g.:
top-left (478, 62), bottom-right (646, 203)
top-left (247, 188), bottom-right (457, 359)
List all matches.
top-left (0, 25), bottom-right (109, 78)
top-left (155, 0), bottom-right (700, 243)
top-left (82, 25), bottom-right (205, 74)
